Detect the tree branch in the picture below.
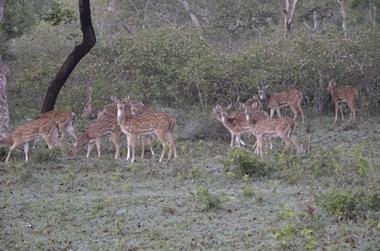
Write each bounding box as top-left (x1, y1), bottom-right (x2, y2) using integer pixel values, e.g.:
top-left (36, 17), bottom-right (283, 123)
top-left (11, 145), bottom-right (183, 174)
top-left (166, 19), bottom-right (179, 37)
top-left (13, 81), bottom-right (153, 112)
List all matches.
top-left (41, 0), bottom-right (96, 112)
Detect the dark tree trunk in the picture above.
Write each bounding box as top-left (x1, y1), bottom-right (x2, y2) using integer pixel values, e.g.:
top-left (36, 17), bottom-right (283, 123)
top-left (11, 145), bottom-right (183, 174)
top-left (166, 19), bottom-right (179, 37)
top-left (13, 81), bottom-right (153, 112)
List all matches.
top-left (41, 0), bottom-right (96, 112)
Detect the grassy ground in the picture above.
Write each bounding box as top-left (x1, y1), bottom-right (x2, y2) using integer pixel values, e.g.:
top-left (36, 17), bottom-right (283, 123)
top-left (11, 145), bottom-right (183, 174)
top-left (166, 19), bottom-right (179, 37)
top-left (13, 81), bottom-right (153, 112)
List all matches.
top-left (0, 115), bottom-right (379, 250)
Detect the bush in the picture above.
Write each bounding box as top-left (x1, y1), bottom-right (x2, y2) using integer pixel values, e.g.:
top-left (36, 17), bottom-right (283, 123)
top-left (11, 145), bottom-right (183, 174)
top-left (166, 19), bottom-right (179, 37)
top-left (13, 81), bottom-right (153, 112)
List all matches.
top-left (195, 185), bottom-right (221, 210)
top-left (218, 148), bottom-right (271, 178)
top-left (318, 189), bottom-right (380, 219)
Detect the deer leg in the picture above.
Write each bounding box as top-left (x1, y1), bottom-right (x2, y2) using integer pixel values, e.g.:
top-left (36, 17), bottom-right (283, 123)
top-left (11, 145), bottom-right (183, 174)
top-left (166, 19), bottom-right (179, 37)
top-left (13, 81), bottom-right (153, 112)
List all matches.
top-left (148, 135), bottom-right (155, 157)
top-left (6, 143), bottom-right (18, 163)
top-left (95, 138), bottom-right (101, 157)
top-left (340, 103), bottom-right (345, 121)
top-left (111, 133), bottom-right (120, 160)
top-left (164, 131), bottom-right (176, 160)
top-left (57, 123), bottom-right (66, 142)
top-left (24, 143), bottom-right (29, 162)
top-left (347, 100), bottom-right (355, 122)
top-left (290, 105), bottom-right (298, 122)
top-left (32, 138), bottom-right (40, 149)
top-left (351, 102), bottom-right (356, 121)
top-left (236, 134), bottom-right (241, 147)
top-left (239, 134), bottom-right (246, 146)
top-left (270, 109), bottom-right (275, 118)
top-left (334, 103), bottom-right (339, 124)
top-left (41, 134), bottom-right (55, 150)
top-left (125, 135), bottom-right (131, 160)
top-left (275, 106), bottom-right (282, 118)
top-left (255, 135), bottom-right (264, 157)
top-left (87, 142), bottom-right (95, 158)
top-left (296, 103), bottom-right (305, 124)
top-left (230, 133), bottom-right (235, 147)
top-left (165, 131), bottom-right (177, 160)
top-left (155, 130), bottom-right (167, 162)
top-left (140, 136), bottom-right (145, 160)
top-left (278, 132), bottom-right (299, 153)
top-left (128, 134), bottom-right (137, 162)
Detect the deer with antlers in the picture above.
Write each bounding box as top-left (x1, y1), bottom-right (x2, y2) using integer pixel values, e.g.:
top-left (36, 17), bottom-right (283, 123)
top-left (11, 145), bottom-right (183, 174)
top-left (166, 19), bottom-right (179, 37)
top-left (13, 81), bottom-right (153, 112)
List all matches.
top-left (116, 100), bottom-right (176, 162)
top-left (0, 118), bottom-right (64, 162)
top-left (327, 80), bottom-right (358, 123)
top-left (257, 85), bottom-right (304, 124)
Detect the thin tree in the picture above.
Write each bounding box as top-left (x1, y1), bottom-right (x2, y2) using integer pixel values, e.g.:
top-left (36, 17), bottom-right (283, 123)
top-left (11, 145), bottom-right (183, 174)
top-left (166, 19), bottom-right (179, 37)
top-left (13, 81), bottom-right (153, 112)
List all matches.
top-left (336, 0), bottom-right (347, 38)
top-left (283, 0), bottom-right (299, 36)
top-left (41, 0), bottom-right (96, 112)
top-left (0, 0), bottom-right (10, 138)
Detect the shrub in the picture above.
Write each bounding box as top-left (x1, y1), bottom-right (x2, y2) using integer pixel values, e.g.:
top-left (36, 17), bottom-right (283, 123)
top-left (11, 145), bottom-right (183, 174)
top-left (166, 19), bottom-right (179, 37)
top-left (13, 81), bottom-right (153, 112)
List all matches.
top-left (218, 148), bottom-right (271, 178)
top-left (318, 189), bottom-right (380, 219)
top-left (195, 185), bottom-right (221, 210)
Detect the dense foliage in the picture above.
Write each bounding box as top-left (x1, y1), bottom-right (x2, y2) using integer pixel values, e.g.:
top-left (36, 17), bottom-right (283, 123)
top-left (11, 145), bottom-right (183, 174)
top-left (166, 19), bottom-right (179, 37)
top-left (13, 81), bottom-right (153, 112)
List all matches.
top-left (1, 0), bottom-right (379, 123)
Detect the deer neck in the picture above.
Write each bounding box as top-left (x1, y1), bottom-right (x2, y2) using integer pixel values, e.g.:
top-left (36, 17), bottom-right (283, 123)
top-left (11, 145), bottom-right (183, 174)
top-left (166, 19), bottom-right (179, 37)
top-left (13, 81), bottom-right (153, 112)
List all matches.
top-left (221, 116), bottom-right (234, 131)
top-left (117, 107), bottom-right (129, 128)
top-left (329, 87), bottom-right (338, 101)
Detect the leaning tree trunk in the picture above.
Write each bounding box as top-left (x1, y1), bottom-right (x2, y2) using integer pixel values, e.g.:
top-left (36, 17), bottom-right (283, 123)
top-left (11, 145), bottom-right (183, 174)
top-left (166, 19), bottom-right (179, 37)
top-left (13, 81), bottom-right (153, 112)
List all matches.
top-left (41, 0), bottom-right (96, 112)
top-left (0, 0), bottom-right (10, 138)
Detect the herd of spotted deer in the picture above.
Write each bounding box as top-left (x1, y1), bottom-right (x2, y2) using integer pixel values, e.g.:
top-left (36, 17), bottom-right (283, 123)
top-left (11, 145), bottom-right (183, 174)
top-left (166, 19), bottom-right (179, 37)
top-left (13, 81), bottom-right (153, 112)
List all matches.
top-left (0, 80), bottom-right (359, 163)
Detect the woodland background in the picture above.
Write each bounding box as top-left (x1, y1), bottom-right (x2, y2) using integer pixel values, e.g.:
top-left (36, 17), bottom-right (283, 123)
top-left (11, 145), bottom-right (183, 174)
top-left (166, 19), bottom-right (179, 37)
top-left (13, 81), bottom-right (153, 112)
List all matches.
top-left (1, 0), bottom-right (379, 126)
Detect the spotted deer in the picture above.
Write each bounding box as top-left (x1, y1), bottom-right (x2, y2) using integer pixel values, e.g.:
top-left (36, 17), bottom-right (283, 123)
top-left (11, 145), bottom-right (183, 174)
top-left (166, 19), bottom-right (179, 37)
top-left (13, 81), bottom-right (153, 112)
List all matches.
top-left (69, 116), bottom-right (123, 159)
top-left (258, 85), bottom-right (304, 124)
top-left (248, 117), bottom-right (302, 157)
top-left (327, 80), bottom-right (358, 123)
top-left (36, 111), bottom-right (78, 142)
top-left (211, 104), bottom-right (251, 148)
top-left (116, 101), bottom-right (176, 162)
top-left (241, 100), bottom-right (272, 149)
top-left (100, 97), bottom-right (155, 159)
top-left (0, 118), bottom-right (63, 162)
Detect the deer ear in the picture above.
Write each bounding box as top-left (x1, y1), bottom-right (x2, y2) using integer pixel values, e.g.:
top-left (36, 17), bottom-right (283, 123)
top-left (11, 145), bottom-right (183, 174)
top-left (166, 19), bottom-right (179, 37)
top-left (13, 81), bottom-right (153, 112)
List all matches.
top-left (110, 96), bottom-right (117, 102)
top-left (226, 104), bottom-right (233, 110)
top-left (264, 84), bottom-right (269, 89)
top-left (124, 96), bottom-right (130, 102)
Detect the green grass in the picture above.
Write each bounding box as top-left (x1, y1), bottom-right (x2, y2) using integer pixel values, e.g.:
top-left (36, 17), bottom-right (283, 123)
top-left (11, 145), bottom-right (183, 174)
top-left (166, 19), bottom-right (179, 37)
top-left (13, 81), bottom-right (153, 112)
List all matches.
top-left (0, 116), bottom-right (379, 250)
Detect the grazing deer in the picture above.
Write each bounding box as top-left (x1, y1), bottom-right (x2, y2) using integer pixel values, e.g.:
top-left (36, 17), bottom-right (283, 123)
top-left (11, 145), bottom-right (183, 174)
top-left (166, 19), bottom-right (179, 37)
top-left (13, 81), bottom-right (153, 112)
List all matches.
top-left (116, 101), bottom-right (176, 162)
top-left (248, 117), bottom-right (301, 157)
top-left (211, 104), bottom-right (250, 147)
top-left (37, 111), bottom-right (78, 143)
top-left (327, 81), bottom-right (358, 123)
top-left (69, 116), bottom-right (123, 159)
top-left (0, 118), bottom-right (63, 162)
top-left (257, 85), bottom-right (304, 124)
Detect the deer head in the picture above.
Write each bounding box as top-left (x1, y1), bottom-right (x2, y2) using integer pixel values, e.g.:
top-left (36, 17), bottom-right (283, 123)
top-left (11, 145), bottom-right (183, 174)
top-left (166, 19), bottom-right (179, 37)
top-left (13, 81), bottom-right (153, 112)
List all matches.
top-left (130, 101), bottom-right (145, 115)
top-left (257, 84), bottom-right (269, 101)
top-left (327, 80), bottom-right (336, 92)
